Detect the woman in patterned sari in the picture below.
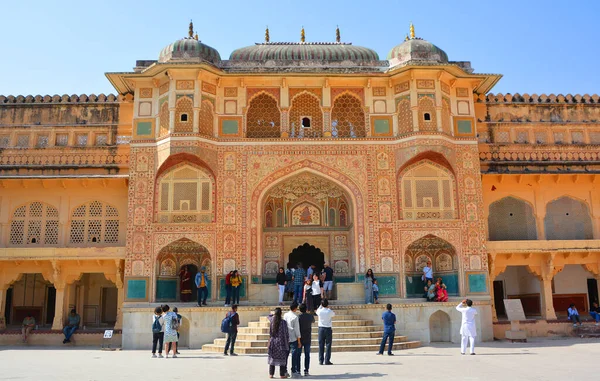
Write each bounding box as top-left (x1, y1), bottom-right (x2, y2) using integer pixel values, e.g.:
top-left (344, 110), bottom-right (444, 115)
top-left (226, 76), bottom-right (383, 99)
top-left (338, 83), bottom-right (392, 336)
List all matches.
top-left (267, 307), bottom-right (289, 378)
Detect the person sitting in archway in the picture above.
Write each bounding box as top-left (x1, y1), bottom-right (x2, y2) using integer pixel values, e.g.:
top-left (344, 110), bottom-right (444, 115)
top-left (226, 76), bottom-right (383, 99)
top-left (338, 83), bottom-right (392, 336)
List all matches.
top-left (435, 278), bottom-right (448, 302)
top-left (425, 279), bottom-right (437, 302)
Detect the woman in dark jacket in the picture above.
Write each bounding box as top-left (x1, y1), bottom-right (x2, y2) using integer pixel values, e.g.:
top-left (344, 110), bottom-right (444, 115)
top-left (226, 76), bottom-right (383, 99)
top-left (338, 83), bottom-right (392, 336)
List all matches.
top-left (267, 307), bottom-right (289, 378)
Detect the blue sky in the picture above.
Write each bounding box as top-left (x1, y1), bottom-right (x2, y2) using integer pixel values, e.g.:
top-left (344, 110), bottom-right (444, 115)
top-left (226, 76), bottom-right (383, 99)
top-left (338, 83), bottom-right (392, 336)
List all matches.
top-left (0, 0), bottom-right (598, 96)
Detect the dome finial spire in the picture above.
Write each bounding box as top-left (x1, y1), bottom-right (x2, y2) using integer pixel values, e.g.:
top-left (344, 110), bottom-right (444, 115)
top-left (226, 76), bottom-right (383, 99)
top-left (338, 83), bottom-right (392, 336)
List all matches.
top-left (301, 26), bottom-right (305, 43)
top-left (404, 34), bottom-right (410, 41)
top-left (189, 20), bottom-right (194, 38)
top-left (265, 26), bottom-right (270, 43)
top-left (336, 25), bottom-right (340, 43)
top-left (409, 22), bottom-right (415, 39)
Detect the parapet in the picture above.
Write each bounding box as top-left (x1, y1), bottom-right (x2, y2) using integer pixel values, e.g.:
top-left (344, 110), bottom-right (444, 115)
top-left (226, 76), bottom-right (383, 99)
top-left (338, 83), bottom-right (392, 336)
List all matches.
top-left (478, 93), bottom-right (600, 104)
top-left (0, 94), bottom-right (118, 104)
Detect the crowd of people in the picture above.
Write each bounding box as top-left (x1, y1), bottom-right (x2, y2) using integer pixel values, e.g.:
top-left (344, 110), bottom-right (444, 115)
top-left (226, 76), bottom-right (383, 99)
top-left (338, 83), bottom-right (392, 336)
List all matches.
top-left (421, 260), bottom-right (449, 302)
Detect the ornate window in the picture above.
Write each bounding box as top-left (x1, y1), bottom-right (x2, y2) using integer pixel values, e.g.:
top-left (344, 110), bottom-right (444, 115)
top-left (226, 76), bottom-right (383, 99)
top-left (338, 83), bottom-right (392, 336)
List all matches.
top-left (174, 96), bottom-right (194, 133)
top-left (246, 93), bottom-right (281, 138)
top-left (10, 202), bottom-right (59, 245)
top-left (289, 93), bottom-right (323, 138)
top-left (418, 96), bottom-right (437, 132)
top-left (331, 94), bottom-right (365, 138)
top-left (69, 201), bottom-right (120, 245)
top-left (400, 162), bottom-right (455, 220)
top-left (158, 165), bottom-right (214, 223)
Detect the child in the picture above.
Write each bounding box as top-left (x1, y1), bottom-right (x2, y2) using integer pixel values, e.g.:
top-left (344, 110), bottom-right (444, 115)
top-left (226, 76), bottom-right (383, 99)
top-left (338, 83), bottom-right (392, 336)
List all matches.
top-left (151, 306), bottom-right (164, 358)
top-left (372, 279), bottom-right (380, 304)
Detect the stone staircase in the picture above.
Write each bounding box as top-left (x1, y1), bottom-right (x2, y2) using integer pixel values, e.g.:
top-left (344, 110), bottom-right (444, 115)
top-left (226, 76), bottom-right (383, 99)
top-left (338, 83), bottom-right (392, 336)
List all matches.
top-left (202, 308), bottom-right (420, 354)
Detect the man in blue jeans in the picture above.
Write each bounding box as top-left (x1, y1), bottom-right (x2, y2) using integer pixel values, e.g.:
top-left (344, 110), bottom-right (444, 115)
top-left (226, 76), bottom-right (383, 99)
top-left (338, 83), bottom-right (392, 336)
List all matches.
top-left (298, 303), bottom-right (315, 376)
top-left (377, 303), bottom-right (396, 355)
top-left (62, 309), bottom-right (80, 344)
top-left (195, 267), bottom-right (209, 306)
top-left (316, 299), bottom-right (335, 365)
top-left (292, 262), bottom-right (306, 304)
top-left (284, 302), bottom-right (302, 377)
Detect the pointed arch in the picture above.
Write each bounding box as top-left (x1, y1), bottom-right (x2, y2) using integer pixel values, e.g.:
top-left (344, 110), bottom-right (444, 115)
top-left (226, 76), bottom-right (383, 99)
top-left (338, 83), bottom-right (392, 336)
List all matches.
top-left (252, 161), bottom-right (366, 276)
top-left (246, 92), bottom-right (281, 138)
top-left (398, 160), bottom-right (456, 220)
top-left (331, 93), bottom-right (365, 137)
top-left (488, 196), bottom-right (537, 241)
top-left (405, 234), bottom-right (460, 297)
top-left (545, 196), bottom-right (593, 240)
top-left (289, 91), bottom-right (323, 137)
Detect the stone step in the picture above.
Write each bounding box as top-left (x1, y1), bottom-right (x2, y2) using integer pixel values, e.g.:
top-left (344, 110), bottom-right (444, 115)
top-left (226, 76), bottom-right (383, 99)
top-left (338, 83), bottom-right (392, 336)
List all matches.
top-left (236, 331), bottom-right (389, 341)
top-left (258, 315), bottom-right (363, 322)
top-left (202, 341), bottom-right (421, 354)
top-left (248, 320), bottom-right (372, 328)
top-left (239, 325), bottom-right (383, 334)
top-left (213, 336), bottom-right (409, 348)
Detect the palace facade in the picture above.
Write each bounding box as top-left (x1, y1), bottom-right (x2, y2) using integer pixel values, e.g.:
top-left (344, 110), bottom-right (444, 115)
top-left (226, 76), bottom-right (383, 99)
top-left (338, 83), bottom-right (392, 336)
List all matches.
top-left (1, 23), bottom-right (600, 346)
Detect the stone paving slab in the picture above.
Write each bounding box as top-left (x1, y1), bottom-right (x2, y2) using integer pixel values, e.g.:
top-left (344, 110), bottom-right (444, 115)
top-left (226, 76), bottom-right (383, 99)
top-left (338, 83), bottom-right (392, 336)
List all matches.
top-left (1, 338), bottom-right (599, 381)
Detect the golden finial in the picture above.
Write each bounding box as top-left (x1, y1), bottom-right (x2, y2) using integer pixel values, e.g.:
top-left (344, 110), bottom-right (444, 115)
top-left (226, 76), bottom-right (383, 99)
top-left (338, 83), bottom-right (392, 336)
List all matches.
top-left (405, 34), bottom-right (409, 41)
top-left (194, 32), bottom-right (199, 41)
top-left (336, 25), bottom-right (340, 43)
top-left (301, 26), bottom-right (305, 43)
top-left (265, 26), bottom-right (270, 43)
top-left (409, 22), bottom-right (415, 39)
top-left (188, 20), bottom-right (194, 38)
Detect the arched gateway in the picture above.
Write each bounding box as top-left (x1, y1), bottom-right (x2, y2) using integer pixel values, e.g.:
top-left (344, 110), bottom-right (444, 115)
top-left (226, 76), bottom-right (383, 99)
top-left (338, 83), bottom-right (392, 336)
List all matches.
top-left (257, 170), bottom-right (358, 283)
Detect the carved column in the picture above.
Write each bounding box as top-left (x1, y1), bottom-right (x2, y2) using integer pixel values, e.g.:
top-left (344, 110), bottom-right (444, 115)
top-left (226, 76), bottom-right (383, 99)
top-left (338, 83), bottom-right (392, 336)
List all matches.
top-left (113, 260), bottom-right (125, 330)
top-left (52, 285), bottom-right (66, 330)
top-left (323, 108), bottom-right (331, 137)
top-left (280, 108), bottom-right (290, 138)
top-left (535, 253), bottom-right (560, 320)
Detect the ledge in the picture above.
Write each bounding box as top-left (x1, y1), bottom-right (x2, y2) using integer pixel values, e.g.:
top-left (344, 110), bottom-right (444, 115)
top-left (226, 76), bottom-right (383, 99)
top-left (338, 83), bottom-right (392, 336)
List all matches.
top-left (487, 240), bottom-right (600, 254)
top-left (0, 247), bottom-right (126, 260)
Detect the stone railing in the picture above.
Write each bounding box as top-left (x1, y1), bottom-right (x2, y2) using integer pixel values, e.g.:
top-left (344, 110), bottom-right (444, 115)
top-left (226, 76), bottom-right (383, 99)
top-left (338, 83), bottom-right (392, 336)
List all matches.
top-left (479, 93), bottom-right (600, 104)
top-left (0, 94), bottom-right (118, 104)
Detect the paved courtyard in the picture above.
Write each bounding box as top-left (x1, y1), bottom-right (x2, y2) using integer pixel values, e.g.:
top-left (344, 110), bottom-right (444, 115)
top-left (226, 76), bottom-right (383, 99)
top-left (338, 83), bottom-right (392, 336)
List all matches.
top-left (1, 338), bottom-right (598, 380)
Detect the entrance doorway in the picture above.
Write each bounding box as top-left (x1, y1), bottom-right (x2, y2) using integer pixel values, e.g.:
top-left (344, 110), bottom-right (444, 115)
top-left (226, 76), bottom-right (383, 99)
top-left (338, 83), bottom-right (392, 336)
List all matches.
top-left (588, 278), bottom-right (599, 306)
top-left (493, 280), bottom-right (506, 318)
top-left (288, 243), bottom-right (325, 273)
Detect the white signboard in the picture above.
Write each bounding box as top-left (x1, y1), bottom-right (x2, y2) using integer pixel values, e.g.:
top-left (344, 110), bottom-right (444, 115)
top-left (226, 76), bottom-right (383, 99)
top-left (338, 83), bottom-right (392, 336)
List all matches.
top-left (503, 299), bottom-right (526, 321)
top-left (103, 330), bottom-right (114, 339)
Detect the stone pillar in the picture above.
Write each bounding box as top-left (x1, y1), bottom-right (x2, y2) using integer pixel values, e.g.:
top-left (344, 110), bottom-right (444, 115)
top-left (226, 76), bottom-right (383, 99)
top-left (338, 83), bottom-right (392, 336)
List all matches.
top-left (114, 284), bottom-right (124, 330)
top-left (535, 214), bottom-right (546, 240)
top-left (540, 277), bottom-right (557, 320)
top-left (280, 108), bottom-right (289, 138)
top-left (0, 285), bottom-right (8, 318)
top-left (323, 108), bottom-right (331, 137)
top-left (52, 286), bottom-right (66, 330)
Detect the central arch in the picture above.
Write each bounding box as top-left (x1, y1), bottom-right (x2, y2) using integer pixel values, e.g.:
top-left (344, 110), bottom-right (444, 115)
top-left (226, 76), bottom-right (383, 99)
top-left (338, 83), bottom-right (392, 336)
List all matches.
top-left (252, 163), bottom-right (365, 282)
top-left (288, 243), bottom-right (326, 273)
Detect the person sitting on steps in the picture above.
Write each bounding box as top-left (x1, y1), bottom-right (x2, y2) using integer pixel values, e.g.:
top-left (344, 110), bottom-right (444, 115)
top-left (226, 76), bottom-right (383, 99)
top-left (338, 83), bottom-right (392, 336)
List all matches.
top-left (568, 303), bottom-right (583, 327)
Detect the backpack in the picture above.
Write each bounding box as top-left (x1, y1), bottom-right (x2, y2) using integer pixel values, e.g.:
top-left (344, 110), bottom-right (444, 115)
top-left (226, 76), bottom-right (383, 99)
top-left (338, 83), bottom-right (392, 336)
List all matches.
top-left (221, 312), bottom-right (236, 333)
top-left (152, 316), bottom-right (162, 333)
top-left (170, 314), bottom-right (180, 331)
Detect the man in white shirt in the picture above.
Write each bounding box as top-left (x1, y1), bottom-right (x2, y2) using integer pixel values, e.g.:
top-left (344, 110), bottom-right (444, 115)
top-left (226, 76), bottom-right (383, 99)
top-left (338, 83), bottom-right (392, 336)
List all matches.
top-left (456, 299), bottom-right (478, 355)
top-left (316, 299), bottom-right (336, 365)
top-left (284, 302), bottom-right (302, 377)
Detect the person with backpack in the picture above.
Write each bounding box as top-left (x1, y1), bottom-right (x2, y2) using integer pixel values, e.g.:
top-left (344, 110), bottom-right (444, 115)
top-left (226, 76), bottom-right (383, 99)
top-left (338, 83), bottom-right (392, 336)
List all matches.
top-left (151, 306), bottom-right (165, 358)
top-left (223, 304), bottom-right (240, 356)
top-left (162, 304), bottom-right (179, 358)
top-left (195, 267), bottom-right (209, 307)
top-left (167, 307), bottom-right (182, 355)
